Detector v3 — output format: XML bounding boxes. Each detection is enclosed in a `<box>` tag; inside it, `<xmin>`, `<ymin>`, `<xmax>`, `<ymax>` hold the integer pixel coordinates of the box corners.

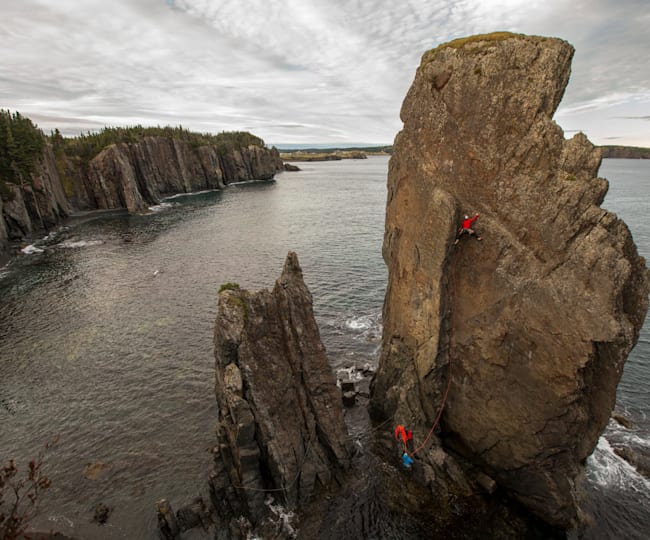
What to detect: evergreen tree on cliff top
<box><xmin>0</xmin><ymin>110</ymin><xmax>45</xmax><ymax>186</ymax></box>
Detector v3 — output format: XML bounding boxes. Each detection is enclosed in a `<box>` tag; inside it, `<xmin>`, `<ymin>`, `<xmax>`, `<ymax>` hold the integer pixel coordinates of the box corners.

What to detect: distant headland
<box><xmin>599</xmin><ymin>145</ymin><xmax>650</xmax><ymax>159</ymax></box>
<box><xmin>280</xmin><ymin>144</ymin><xmax>650</xmax><ymax>161</ymax></box>
<box><xmin>279</xmin><ymin>145</ymin><xmax>392</xmax><ymax>161</ymax></box>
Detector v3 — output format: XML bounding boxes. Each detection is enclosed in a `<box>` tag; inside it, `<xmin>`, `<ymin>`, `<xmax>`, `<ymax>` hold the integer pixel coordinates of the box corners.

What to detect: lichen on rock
<box><xmin>370</xmin><ymin>32</ymin><xmax>650</xmax><ymax>529</ymax></box>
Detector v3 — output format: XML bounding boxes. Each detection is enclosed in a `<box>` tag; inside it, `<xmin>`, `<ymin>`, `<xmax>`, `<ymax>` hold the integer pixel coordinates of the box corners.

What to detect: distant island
<box><xmin>599</xmin><ymin>145</ymin><xmax>650</xmax><ymax>159</ymax></box>
<box><xmin>279</xmin><ymin>145</ymin><xmax>392</xmax><ymax>161</ymax></box>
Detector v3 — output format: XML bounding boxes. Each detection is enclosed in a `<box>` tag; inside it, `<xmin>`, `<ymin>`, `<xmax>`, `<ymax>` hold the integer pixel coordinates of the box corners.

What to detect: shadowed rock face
<box><xmin>370</xmin><ymin>33</ymin><xmax>650</xmax><ymax>528</ymax></box>
<box><xmin>1</xmin><ymin>145</ymin><xmax>71</xmax><ymax>243</ymax></box>
<box><xmin>210</xmin><ymin>252</ymin><xmax>351</xmax><ymax>529</ymax></box>
<box><xmin>84</xmin><ymin>137</ymin><xmax>284</xmax><ymax>213</ymax></box>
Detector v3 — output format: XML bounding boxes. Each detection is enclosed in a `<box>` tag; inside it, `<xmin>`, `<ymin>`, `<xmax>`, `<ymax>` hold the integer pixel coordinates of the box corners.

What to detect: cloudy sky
<box><xmin>1</xmin><ymin>0</ymin><xmax>648</xmax><ymax>146</ymax></box>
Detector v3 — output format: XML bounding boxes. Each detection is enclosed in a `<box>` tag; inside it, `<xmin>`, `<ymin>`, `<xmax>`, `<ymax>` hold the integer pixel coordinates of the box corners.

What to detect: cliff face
<box><xmin>1</xmin><ymin>145</ymin><xmax>71</xmax><ymax>242</ymax></box>
<box><xmin>209</xmin><ymin>253</ymin><xmax>351</xmax><ymax>534</ymax></box>
<box><xmin>0</xmin><ymin>196</ymin><xmax>7</xmax><ymax>256</ymax></box>
<box><xmin>0</xmin><ymin>137</ymin><xmax>283</xmax><ymax>255</ymax></box>
<box><xmin>79</xmin><ymin>137</ymin><xmax>283</xmax><ymax>213</ymax></box>
<box><xmin>370</xmin><ymin>33</ymin><xmax>650</xmax><ymax>528</ymax></box>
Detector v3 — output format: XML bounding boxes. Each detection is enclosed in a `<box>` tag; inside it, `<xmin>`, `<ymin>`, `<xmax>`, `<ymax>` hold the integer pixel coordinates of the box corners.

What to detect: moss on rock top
<box><xmin>421</xmin><ymin>32</ymin><xmax>549</xmax><ymax>64</ymax></box>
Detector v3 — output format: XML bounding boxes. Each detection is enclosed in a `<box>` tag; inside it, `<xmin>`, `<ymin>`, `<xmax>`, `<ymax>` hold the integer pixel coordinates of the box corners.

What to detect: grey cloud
<box><xmin>0</xmin><ymin>0</ymin><xmax>648</xmax><ymax>145</ymax></box>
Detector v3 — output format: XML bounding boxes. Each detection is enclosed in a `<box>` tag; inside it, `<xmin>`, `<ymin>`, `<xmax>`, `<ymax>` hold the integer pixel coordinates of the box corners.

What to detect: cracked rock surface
<box><xmin>210</xmin><ymin>252</ymin><xmax>352</xmax><ymax>532</ymax></box>
<box><xmin>369</xmin><ymin>32</ymin><xmax>650</xmax><ymax>528</ymax></box>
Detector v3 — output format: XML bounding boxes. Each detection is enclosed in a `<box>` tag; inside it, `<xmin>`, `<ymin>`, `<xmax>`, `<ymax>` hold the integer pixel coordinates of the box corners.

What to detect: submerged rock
<box><xmin>370</xmin><ymin>32</ymin><xmax>650</xmax><ymax>529</ymax></box>
<box><xmin>92</xmin><ymin>502</ymin><xmax>112</xmax><ymax>525</ymax></box>
<box><xmin>613</xmin><ymin>446</ymin><xmax>650</xmax><ymax>479</ymax></box>
<box><xmin>83</xmin><ymin>461</ymin><xmax>111</xmax><ymax>480</ymax></box>
<box><xmin>210</xmin><ymin>252</ymin><xmax>352</xmax><ymax>533</ymax></box>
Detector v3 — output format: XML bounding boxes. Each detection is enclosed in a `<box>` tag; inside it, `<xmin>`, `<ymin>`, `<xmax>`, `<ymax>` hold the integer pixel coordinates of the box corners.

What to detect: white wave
<box><xmin>148</xmin><ymin>202</ymin><xmax>176</xmax><ymax>212</ymax></box>
<box><xmin>625</xmin><ymin>432</ymin><xmax>650</xmax><ymax>449</ymax></box>
<box><xmin>264</xmin><ymin>496</ymin><xmax>297</xmax><ymax>539</ymax></box>
<box><xmin>337</xmin><ymin>366</ymin><xmax>365</xmax><ymax>383</ymax></box>
<box><xmin>586</xmin><ymin>436</ymin><xmax>650</xmax><ymax>491</ymax></box>
<box><xmin>606</xmin><ymin>417</ymin><xmax>650</xmax><ymax>449</ymax></box>
<box><xmin>346</xmin><ymin>315</ymin><xmax>373</xmax><ymax>330</ymax></box>
<box><xmin>344</xmin><ymin>311</ymin><xmax>382</xmax><ymax>336</ymax></box>
<box><xmin>164</xmin><ymin>189</ymin><xmax>218</xmax><ymax>199</ymax></box>
<box><xmin>58</xmin><ymin>240</ymin><xmax>104</xmax><ymax>249</ymax></box>
<box><xmin>21</xmin><ymin>244</ymin><xmax>44</xmax><ymax>254</ymax></box>
<box><xmin>42</xmin><ymin>231</ymin><xmax>58</xmax><ymax>242</ymax></box>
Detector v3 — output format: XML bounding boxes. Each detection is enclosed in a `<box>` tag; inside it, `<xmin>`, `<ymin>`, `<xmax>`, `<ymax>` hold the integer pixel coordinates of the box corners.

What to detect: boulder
<box><xmin>210</xmin><ymin>252</ymin><xmax>351</xmax><ymax>530</ymax></box>
<box><xmin>92</xmin><ymin>502</ymin><xmax>112</xmax><ymax>525</ymax></box>
<box><xmin>369</xmin><ymin>32</ymin><xmax>650</xmax><ymax>529</ymax></box>
<box><xmin>156</xmin><ymin>499</ymin><xmax>180</xmax><ymax>540</ymax></box>
<box><xmin>1</xmin><ymin>183</ymin><xmax>32</xmax><ymax>240</ymax></box>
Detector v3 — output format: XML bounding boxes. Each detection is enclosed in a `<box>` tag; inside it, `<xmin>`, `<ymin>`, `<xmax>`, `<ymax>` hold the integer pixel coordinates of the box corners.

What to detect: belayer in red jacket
<box><xmin>394</xmin><ymin>424</ymin><xmax>413</xmax><ymax>445</ymax></box>
<box><xmin>454</xmin><ymin>213</ymin><xmax>482</xmax><ymax>244</ymax></box>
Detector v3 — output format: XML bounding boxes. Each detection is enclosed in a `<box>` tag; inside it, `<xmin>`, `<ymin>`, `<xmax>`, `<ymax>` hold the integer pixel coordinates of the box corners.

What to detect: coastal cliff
<box><xmin>1</xmin><ymin>144</ymin><xmax>71</xmax><ymax>247</ymax></box>
<box><xmin>0</xmin><ymin>126</ymin><xmax>283</xmax><ymax>257</ymax></box>
<box><xmin>369</xmin><ymin>32</ymin><xmax>650</xmax><ymax>529</ymax></box>
<box><xmin>75</xmin><ymin>137</ymin><xmax>282</xmax><ymax>213</ymax></box>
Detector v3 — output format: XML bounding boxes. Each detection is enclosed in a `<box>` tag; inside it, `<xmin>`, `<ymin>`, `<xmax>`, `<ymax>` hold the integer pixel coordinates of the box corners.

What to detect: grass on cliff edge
<box><xmin>218</xmin><ymin>282</ymin><xmax>241</xmax><ymax>294</ymax></box>
<box><xmin>422</xmin><ymin>31</ymin><xmax>548</xmax><ymax>64</ymax></box>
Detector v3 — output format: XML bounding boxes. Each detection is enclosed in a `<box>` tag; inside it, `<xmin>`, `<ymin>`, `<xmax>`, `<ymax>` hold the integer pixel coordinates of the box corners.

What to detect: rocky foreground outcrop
<box><xmin>158</xmin><ymin>253</ymin><xmax>351</xmax><ymax>539</ymax></box>
<box><xmin>370</xmin><ymin>32</ymin><xmax>650</xmax><ymax>529</ymax></box>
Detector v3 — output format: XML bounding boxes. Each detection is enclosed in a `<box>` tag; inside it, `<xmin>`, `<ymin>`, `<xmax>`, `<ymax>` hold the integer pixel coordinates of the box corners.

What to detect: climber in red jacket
<box><xmin>454</xmin><ymin>213</ymin><xmax>482</xmax><ymax>244</ymax></box>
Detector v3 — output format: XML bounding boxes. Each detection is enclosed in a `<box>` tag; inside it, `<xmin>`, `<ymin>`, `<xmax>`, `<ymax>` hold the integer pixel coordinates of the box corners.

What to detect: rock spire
<box><xmin>370</xmin><ymin>32</ymin><xmax>650</xmax><ymax>528</ymax></box>
<box><xmin>210</xmin><ymin>252</ymin><xmax>351</xmax><ymax>534</ymax></box>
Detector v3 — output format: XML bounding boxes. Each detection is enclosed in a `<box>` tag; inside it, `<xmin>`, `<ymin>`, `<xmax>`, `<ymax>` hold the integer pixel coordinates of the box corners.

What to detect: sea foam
<box><xmin>21</xmin><ymin>244</ymin><xmax>44</xmax><ymax>254</ymax></box>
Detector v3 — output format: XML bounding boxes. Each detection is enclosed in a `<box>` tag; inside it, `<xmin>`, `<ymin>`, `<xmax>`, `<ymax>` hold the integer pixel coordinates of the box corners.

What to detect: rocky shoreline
<box><xmin>0</xmin><ymin>135</ymin><xmax>284</xmax><ymax>259</ymax></box>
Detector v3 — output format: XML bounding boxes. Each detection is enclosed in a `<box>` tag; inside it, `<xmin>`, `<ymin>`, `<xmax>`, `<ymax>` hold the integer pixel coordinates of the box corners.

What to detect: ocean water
<box><xmin>0</xmin><ymin>156</ymin><xmax>648</xmax><ymax>539</ymax></box>
<box><xmin>578</xmin><ymin>158</ymin><xmax>650</xmax><ymax>540</ymax></box>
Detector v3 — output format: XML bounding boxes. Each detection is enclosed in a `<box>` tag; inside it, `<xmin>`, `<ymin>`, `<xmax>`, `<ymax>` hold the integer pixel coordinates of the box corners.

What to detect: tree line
<box><xmin>53</xmin><ymin>124</ymin><xmax>267</xmax><ymax>164</ymax></box>
<box><xmin>1</xmin><ymin>110</ymin><xmax>268</xmax><ymax>201</ymax></box>
<box><xmin>0</xmin><ymin>110</ymin><xmax>45</xmax><ymax>198</ymax></box>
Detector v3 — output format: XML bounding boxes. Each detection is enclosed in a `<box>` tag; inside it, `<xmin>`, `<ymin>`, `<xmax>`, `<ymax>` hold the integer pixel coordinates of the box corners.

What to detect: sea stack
<box><xmin>210</xmin><ymin>252</ymin><xmax>352</xmax><ymax>535</ymax></box>
<box><xmin>370</xmin><ymin>33</ymin><xmax>650</xmax><ymax>528</ymax></box>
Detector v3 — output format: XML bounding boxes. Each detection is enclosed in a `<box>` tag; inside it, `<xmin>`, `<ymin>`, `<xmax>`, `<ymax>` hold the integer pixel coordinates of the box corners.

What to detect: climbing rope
<box><xmin>232</xmin><ymin>435</ymin><xmax>314</xmax><ymax>495</ymax></box>
<box><xmin>409</xmin><ymin>252</ymin><xmax>457</xmax><ymax>457</ymax></box>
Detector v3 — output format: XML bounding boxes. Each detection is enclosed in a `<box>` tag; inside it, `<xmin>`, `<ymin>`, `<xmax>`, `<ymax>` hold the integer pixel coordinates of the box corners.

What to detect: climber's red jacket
<box><xmin>462</xmin><ymin>213</ymin><xmax>479</xmax><ymax>229</ymax></box>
